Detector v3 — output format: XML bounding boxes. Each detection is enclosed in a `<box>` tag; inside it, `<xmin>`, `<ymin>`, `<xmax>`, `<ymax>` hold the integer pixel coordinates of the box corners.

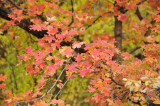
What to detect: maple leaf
<box><xmin>59</xmin><ymin>46</ymin><xmax>73</xmax><ymax>57</ymax></box>
<box><xmin>47</xmin><ymin>26</ymin><xmax>58</xmax><ymax>35</ymax></box>
<box><xmin>122</xmin><ymin>52</ymin><xmax>132</xmax><ymax>60</ymax></box>
<box><xmin>13</xmin><ymin>9</ymin><xmax>23</xmax><ymax>14</ymax></box>
<box><xmin>79</xmin><ymin>69</ymin><xmax>91</xmax><ymax>77</ymax></box>
<box><xmin>54</xmin><ymin>58</ymin><xmax>64</xmax><ymax>66</ymax></box>
<box><xmin>44</xmin><ymin>36</ymin><xmax>55</xmax><ymax>43</ymax></box>
<box><xmin>46</xmin><ymin>47</ymin><xmax>53</xmax><ymax>53</ymax></box>
<box><xmin>74</xmin><ymin>54</ymin><xmax>82</xmax><ymax>62</ymax></box>
<box><xmin>26</xmin><ymin>66</ymin><xmax>33</xmax><ymax>73</ymax></box>
<box><xmin>23</xmin><ymin>90</ymin><xmax>32</xmax><ymax>96</ymax></box>
<box><xmin>30</xmin><ymin>24</ymin><xmax>45</xmax><ymax>31</ymax></box>
<box><xmin>28</xmin><ymin>0</ymin><xmax>35</xmax><ymax>4</ymax></box>
<box><xmin>47</xmin><ymin>16</ymin><xmax>56</xmax><ymax>22</ymax></box>
<box><xmin>56</xmin><ymin>34</ymin><xmax>65</xmax><ymax>39</ymax></box>
<box><xmin>51</xmin><ymin>99</ymin><xmax>64</xmax><ymax>106</ymax></box>
<box><xmin>125</xmin><ymin>3</ymin><xmax>136</xmax><ymax>9</ymax></box>
<box><xmin>118</xmin><ymin>14</ymin><xmax>127</xmax><ymax>22</ymax></box>
<box><xmin>114</xmin><ymin>100</ymin><xmax>122</xmax><ymax>105</ymax></box>
<box><xmin>25</xmin><ymin>46</ymin><xmax>33</xmax><ymax>54</ymax></box>
<box><xmin>46</xmin><ymin>64</ymin><xmax>57</xmax><ymax>75</ymax></box>
<box><xmin>0</xmin><ymin>74</ymin><xmax>7</xmax><ymax>81</ymax></box>
<box><xmin>104</xmin><ymin>78</ymin><xmax>111</xmax><ymax>84</ymax></box>
<box><xmin>35</xmin><ymin>101</ymin><xmax>48</xmax><ymax>106</ymax></box>
<box><xmin>46</xmin><ymin>55</ymin><xmax>54</xmax><ymax>61</ymax></box>
<box><xmin>88</xmin><ymin>86</ymin><xmax>96</xmax><ymax>92</ymax></box>
<box><xmin>0</xmin><ymin>83</ymin><xmax>6</xmax><ymax>89</ymax></box>
<box><xmin>57</xmin><ymin>83</ymin><xmax>63</xmax><ymax>89</ymax></box>
<box><xmin>72</xmin><ymin>42</ymin><xmax>84</xmax><ymax>49</ymax></box>
<box><xmin>93</xmin><ymin>93</ymin><xmax>104</xmax><ymax>103</ymax></box>
<box><xmin>7</xmin><ymin>20</ymin><xmax>16</xmax><ymax>26</ymax></box>
<box><xmin>53</xmin><ymin>40</ymin><xmax>62</xmax><ymax>48</ymax></box>
<box><xmin>8</xmin><ymin>14</ymin><xmax>15</xmax><ymax>19</ymax></box>
<box><xmin>38</xmin><ymin>78</ymin><xmax>45</xmax><ymax>85</ymax></box>
<box><xmin>68</xmin><ymin>30</ymin><xmax>77</xmax><ymax>35</ymax></box>
<box><xmin>40</xmin><ymin>62</ymin><xmax>46</xmax><ymax>69</ymax></box>
<box><xmin>36</xmin><ymin>4</ymin><xmax>45</xmax><ymax>11</ymax></box>
<box><xmin>67</xmin><ymin>64</ymin><xmax>77</xmax><ymax>72</ymax></box>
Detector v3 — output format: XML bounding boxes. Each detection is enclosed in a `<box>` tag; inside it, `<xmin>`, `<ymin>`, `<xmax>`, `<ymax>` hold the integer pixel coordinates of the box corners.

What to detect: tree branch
<box><xmin>135</xmin><ymin>7</ymin><xmax>143</xmax><ymax>21</ymax></box>
<box><xmin>7</xmin><ymin>0</ymin><xmax>27</xmax><ymax>13</ymax></box>
<box><xmin>109</xmin><ymin>69</ymin><xmax>124</xmax><ymax>86</ymax></box>
<box><xmin>16</xmin><ymin>58</ymin><xmax>71</xmax><ymax>104</ymax></box>
<box><xmin>144</xmin><ymin>20</ymin><xmax>156</xmax><ymax>37</ymax></box>
<box><xmin>0</xmin><ymin>1</ymin><xmax>47</xmax><ymax>38</ymax></box>
<box><xmin>68</xmin><ymin>0</ymin><xmax>74</xmax><ymax>26</ymax></box>
<box><xmin>86</xmin><ymin>15</ymin><xmax>102</xmax><ymax>29</ymax></box>
<box><xmin>129</xmin><ymin>46</ymin><xmax>141</xmax><ymax>54</ymax></box>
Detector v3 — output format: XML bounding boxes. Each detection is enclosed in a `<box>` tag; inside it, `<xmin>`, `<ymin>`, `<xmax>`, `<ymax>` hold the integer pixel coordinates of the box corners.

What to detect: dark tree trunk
<box><xmin>113</xmin><ymin>16</ymin><xmax>122</xmax><ymax>63</ymax></box>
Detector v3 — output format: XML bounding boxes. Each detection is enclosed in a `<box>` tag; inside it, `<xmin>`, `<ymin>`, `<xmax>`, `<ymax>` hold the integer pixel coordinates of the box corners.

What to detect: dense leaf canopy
<box><xmin>0</xmin><ymin>0</ymin><xmax>160</xmax><ymax>105</ymax></box>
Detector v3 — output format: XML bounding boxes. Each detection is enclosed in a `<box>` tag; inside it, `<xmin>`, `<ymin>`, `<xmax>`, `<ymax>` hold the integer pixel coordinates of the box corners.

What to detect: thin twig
<box><xmin>53</xmin><ymin>71</ymin><xmax>73</xmax><ymax>99</ymax></box>
<box><xmin>16</xmin><ymin>58</ymin><xmax>71</xmax><ymax>104</ymax></box>
<box><xmin>48</xmin><ymin>71</ymin><xmax>73</xmax><ymax>105</ymax></box>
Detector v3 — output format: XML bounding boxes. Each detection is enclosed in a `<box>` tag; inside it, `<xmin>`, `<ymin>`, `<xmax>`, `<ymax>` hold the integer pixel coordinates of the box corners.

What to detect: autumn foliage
<box><xmin>0</xmin><ymin>0</ymin><xmax>160</xmax><ymax>105</ymax></box>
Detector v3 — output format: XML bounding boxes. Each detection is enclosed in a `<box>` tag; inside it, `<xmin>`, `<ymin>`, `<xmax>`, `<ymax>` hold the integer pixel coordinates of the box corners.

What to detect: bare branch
<box><xmin>53</xmin><ymin>71</ymin><xmax>73</xmax><ymax>100</ymax></box>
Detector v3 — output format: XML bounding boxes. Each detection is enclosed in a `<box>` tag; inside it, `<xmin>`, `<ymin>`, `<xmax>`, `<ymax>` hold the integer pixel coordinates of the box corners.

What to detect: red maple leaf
<box><xmin>60</xmin><ymin>47</ymin><xmax>73</xmax><ymax>57</ymax></box>
<box><xmin>72</xmin><ymin>42</ymin><xmax>84</xmax><ymax>49</ymax></box>
<box><xmin>51</xmin><ymin>99</ymin><xmax>64</xmax><ymax>105</ymax></box>
<box><xmin>122</xmin><ymin>52</ymin><xmax>132</xmax><ymax>60</ymax></box>
<box><xmin>30</xmin><ymin>24</ymin><xmax>45</xmax><ymax>31</ymax></box>
<box><xmin>0</xmin><ymin>74</ymin><xmax>7</xmax><ymax>81</ymax></box>
<box><xmin>79</xmin><ymin>69</ymin><xmax>91</xmax><ymax>77</ymax></box>
<box><xmin>118</xmin><ymin>14</ymin><xmax>127</xmax><ymax>22</ymax></box>
<box><xmin>25</xmin><ymin>46</ymin><xmax>33</xmax><ymax>54</ymax></box>
<box><xmin>7</xmin><ymin>20</ymin><xmax>16</xmax><ymax>26</ymax></box>
<box><xmin>125</xmin><ymin>3</ymin><xmax>136</xmax><ymax>9</ymax></box>
<box><xmin>46</xmin><ymin>64</ymin><xmax>57</xmax><ymax>75</ymax></box>
<box><xmin>67</xmin><ymin>64</ymin><xmax>77</xmax><ymax>72</ymax></box>
<box><xmin>0</xmin><ymin>83</ymin><xmax>6</xmax><ymax>89</ymax></box>
<box><xmin>26</xmin><ymin>66</ymin><xmax>33</xmax><ymax>73</ymax></box>
<box><xmin>47</xmin><ymin>26</ymin><xmax>58</xmax><ymax>35</ymax></box>
<box><xmin>74</xmin><ymin>54</ymin><xmax>82</xmax><ymax>62</ymax></box>
<box><xmin>88</xmin><ymin>86</ymin><xmax>96</xmax><ymax>92</ymax></box>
